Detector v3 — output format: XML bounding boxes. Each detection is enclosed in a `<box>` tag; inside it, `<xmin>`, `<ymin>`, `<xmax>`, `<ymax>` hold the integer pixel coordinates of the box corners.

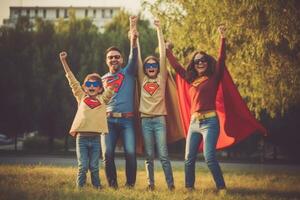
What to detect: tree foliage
<box><xmin>144</xmin><ymin>0</ymin><xmax>300</xmax><ymax>119</ymax></box>
<box><xmin>0</xmin><ymin>10</ymin><xmax>157</xmax><ymax>151</ymax></box>
<box><xmin>143</xmin><ymin>0</ymin><xmax>300</xmax><ymax>158</ymax></box>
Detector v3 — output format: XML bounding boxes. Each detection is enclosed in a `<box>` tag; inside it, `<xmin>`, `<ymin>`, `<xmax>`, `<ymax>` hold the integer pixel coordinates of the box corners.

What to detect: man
<box><xmin>101</xmin><ymin>16</ymin><xmax>138</xmax><ymax>189</ymax></box>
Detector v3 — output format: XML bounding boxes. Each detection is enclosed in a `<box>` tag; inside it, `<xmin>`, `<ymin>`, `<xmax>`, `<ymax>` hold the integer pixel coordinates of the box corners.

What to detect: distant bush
<box><xmin>23</xmin><ymin>135</ymin><xmax>64</xmax><ymax>152</ymax></box>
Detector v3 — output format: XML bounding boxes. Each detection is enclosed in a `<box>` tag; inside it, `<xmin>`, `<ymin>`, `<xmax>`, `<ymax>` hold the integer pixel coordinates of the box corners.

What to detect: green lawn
<box><xmin>0</xmin><ymin>164</ymin><xmax>300</xmax><ymax>200</ymax></box>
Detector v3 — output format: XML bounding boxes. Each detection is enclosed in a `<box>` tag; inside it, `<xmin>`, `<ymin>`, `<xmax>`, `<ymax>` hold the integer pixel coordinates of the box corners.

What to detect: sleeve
<box><xmin>158</xmin><ymin>27</ymin><xmax>167</xmax><ymax>78</ymax></box>
<box><xmin>124</xmin><ymin>47</ymin><xmax>138</xmax><ymax>75</ymax></box>
<box><xmin>99</xmin><ymin>87</ymin><xmax>115</xmax><ymax>105</ymax></box>
<box><xmin>166</xmin><ymin>49</ymin><xmax>188</xmax><ymax>81</ymax></box>
<box><xmin>216</xmin><ymin>38</ymin><xmax>226</xmax><ymax>78</ymax></box>
<box><xmin>65</xmin><ymin>71</ymin><xmax>85</xmax><ymax>103</ymax></box>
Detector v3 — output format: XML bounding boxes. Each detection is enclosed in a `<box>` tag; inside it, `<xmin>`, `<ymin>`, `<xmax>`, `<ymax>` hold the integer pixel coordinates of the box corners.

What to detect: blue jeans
<box><xmin>101</xmin><ymin>117</ymin><xmax>136</xmax><ymax>187</ymax></box>
<box><xmin>185</xmin><ymin>116</ymin><xmax>225</xmax><ymax>189</ymax></box>
<box><xmin>141</xmin><ymin>116</ymin><xmax>174</xmax><ymax>187</ymax></box>
<box><xmin>76</xmin><ymin>135</ymin><xmax>101</xmax><ymax>188</ymax></box>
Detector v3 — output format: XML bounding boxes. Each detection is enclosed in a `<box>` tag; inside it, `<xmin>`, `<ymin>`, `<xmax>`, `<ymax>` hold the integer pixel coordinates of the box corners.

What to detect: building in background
<box><xmin>3</xmin><ymin>6</ymin><xmax>121</xmax><ymax>31</ymax></box>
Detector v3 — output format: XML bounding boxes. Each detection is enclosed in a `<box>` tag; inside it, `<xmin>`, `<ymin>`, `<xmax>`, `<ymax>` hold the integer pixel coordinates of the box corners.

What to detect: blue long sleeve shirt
<box><xmin>102</xmin><ymin>47</ymin><xmax>138</xmax><ymax>113</ymax></box>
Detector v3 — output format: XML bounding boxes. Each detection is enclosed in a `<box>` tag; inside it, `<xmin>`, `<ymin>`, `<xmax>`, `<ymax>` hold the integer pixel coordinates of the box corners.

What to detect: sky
<box><xmin>0</xmin><ymin>0</ymin><xmax>155</xmax><ymax>25</ymax></box>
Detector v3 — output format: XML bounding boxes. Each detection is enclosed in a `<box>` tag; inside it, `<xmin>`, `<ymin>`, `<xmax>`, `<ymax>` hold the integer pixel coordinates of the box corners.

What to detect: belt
<box><xmin>107</xmin><ymin>112</ymin><xmax>134</xmax><ymax>118</ymax></box>
<box><xmin>192</xmin><ymin>110</ymin><xmax>217</xmax><ymax>121</ymax></box>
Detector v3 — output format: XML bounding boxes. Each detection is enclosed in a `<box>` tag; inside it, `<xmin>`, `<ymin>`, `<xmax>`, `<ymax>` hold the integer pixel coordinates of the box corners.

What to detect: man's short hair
<box><xmin>105</xmin><ymin>46</ymin><xmax>122</xmax><ymax>57</ymax></box>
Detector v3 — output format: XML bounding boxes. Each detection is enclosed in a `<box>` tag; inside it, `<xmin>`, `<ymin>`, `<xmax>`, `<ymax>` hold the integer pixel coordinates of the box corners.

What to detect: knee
<box><xmin>146</xmin><ymin>155</ymin><xmax>154</xmax><ymax>161</ymax></box>
<box><xmin>103</xmin><ymin>150</ymin><xmax>114</xmax><ymax>162</ymax></box>
<box><xmin>184</xmin><ymin>155</ymin><xmax>196</xmax><ymax>166</ymax></box>
<box><xmin>204</xmin><ymin>152</ymin><xmax>217</xmax><ymax>165</ymax></box>
<box><xmin>145</xmin><ymin>158</ymin><xmax>154</xmax><ymax>166</ymax></box>
<box><xmin>89</xmin><ymin>165</ymin><xmax>99</xmax><ymax>173</ymax></box>
<box><xmin>125</xmin><ymin>147</ymin><xmax>136</xmax><ymax>157</ymax></box>
<box><xmin>159</xmin><ymin>154</ymin><xmax>169</xmax><ymax>163</ymax></box>
<box><xmin>145</xmin><ymin>153</ymin><xmax>154</xmax><ymax>162</ymax></box>
<box><xmin>78</xmin><ymin>164</ymin><xmax>88</xmax><ymax>173</ymax></box>
<box><xmin>125</xmin><ymin>150</ymin><xmax>136</xmax><ymax>161</ymax></box>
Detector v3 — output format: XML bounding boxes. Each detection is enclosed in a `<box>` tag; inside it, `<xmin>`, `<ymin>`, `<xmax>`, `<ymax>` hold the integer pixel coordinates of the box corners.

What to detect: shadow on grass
<box><xmin>228</xmin><ymin>187</ymin><xmax>300</xmax><ymax>199</ymax></box>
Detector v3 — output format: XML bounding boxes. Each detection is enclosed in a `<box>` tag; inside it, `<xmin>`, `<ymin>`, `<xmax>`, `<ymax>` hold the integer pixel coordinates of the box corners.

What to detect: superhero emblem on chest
<box><xmin>192</xmin><ymin>76</ymin><xmax>208</xmax><ymax>87</ymax></box>
<box><xmin>83</xmin><ymin>97</ymin><xmax>101</xmax><ymax>109</ymax></box>
<box><xmin>103</xmin><ymin>73</ymin><xmax>124</xmax><ymax>92</ymax></box>
<box><xmin>143</xmin><ymin>81</ymin><xmax>159</xmax><ymax>96</ymax></box>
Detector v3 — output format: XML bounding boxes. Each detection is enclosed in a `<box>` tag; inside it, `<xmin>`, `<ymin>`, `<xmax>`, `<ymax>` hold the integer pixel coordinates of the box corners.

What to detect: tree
<box><xmin>0</xmin><ymin>16</ymin><xmax>34</xmax><ymax>150</ymax></box>
<box><xmin>145</xmin><ymin>0</ymin><xmax>300</xmax><ymax>118</ymax></box>
<box><xmin>103</xmin><ymin>10</ymin><xmax>157</xmax><ymax>61</ymax></box>
<box><xmin>0</xmin><ymin>9</ymin><xmax>164</xmax><ymax>152</ymax></box>
<box><xmin>144</xmin><ymin>0</ymin><xmax>300</xmax><ymax>159</ymax></box>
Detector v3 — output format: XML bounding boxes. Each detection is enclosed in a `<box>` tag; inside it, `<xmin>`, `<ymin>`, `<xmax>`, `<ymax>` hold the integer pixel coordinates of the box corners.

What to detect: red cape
<box><xmin>176</xmin><ymin>66</ymin><xmax>267</xmax><ymax>151</ymax></box>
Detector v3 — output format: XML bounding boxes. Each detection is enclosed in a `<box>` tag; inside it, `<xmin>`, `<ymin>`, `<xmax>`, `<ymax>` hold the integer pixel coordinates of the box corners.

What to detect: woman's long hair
<box><xmin>186</xmin><ymin>51</ymin><xmax>216</xmax><ymax>83</ymax></box>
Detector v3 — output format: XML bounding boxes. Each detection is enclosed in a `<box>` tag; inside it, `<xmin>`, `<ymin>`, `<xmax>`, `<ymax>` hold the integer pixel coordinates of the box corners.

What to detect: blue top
<box><xmin>102</xmin><ymin>47</ymin><xmax>138</xmax><ymax>113</ymax></box>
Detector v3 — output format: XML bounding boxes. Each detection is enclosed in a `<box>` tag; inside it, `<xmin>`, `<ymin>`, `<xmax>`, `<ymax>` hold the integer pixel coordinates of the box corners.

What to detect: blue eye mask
<box><xmin>144</xmin><ymin>63</ymin><xmax>159</xmax><ymax>69</ymax></box>
<box><xmin>85</xmin><ymin>81</ymin><xmax>102</xmax><ymax>87</ymax></box>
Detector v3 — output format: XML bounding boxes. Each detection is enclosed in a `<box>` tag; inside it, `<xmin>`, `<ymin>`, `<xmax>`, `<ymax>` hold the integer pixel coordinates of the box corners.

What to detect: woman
<box><xmin>166</xmin><ymin>26</ymin><xmax>227</xmax><ymax>191</ymax></box>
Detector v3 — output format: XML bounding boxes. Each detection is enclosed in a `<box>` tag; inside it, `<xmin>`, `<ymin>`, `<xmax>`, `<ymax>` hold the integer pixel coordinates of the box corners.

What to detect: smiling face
<box><xmin>193</xmin><ymin>53</ymin><xmax>208</xmax><ymax>76</ymax></box>
<box><xmin>106</xmin><ymin>50</ymin><xmax>123</xmax><ymax>73</ymax></box>
<box><xmin>144</xmin><ymin>58</ymin><xmax>159</xmax><ymax>79</ymax></box>
<box><xmin>83</xmin><ymin>79</ymin><xmax>103</xmax><ymax>98</ymax></box>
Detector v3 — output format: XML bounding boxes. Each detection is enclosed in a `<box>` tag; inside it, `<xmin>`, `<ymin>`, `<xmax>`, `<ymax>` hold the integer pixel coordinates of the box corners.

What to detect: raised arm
<box><xmin>216</xmin><ymin>25</ymin><xmax>226</xmax><ymax>76</ymax></box>
<box><xmin>165</xmin><ymin>43</ymin><xmax>188</xmax><ymax>80</ymax></box>
<box><xmin>125</xmin><ymin>16</ymin><xmax>139</xmax><ymax>75</ymax></box>
<box><xmin>99</xmin><ymin>86</ymin><xmax>115</xmax><ymax>105</ymax></box>
<box><xmin>130</xmin><ymin>16</ymin><xmax>138</xmax><ymax>48</ymax></box>
<box><xmin>59</xmin><ymin>52</ymin><xmax>84</xmax><ymax>102</ymax></box>
<box><xmin>59</xmin><ymin>52</ymin><xmax>71</xmax><ymax>73</ymax></box>
<box><xmin>155</xmin><ymin>19</ymin><xmax>167</xmax><ymax>77</ymax></box>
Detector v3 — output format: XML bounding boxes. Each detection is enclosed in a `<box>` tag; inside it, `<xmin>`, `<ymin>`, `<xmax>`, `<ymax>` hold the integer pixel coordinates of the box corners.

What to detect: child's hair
<box><xmin>143</xmin><ymin>55</ymin><xmax>160</xmax><ymax>74</ymax></box>
<box><xmin>82</xmin><ymin>73</ymin><xmax>104</xmax><ymax>94</ymax></box>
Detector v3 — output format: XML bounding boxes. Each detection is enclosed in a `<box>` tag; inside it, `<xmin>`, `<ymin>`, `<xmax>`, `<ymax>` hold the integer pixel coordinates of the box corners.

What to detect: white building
<box><xmin>3</xmin><ymin>6</ymin><xmax>121</xmax><ymax>31</ymax></box>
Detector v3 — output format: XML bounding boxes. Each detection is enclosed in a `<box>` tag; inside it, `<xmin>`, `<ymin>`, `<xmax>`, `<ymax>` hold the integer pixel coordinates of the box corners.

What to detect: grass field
<box><xmin>0</xmin><ymin>164</ymin><xmax>300</xmax><ymax>200</ymax></box>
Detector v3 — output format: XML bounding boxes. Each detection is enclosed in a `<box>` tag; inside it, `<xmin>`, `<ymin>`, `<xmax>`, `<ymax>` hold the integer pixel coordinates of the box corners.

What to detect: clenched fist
<box><xmin>59</xmin><ymin>51</ymin><xmax>67</xmax><ymax>60</ymax></box>
<box><xmin>218</xmin><ymin>25</ymin><xmax>226</xmax><ymax>38</ymax></box>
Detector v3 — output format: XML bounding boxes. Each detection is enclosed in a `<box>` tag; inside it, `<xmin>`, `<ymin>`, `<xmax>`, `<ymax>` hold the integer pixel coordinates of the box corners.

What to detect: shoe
<box><xmin>125</xmin><ymin>183</ymin><xmax>134</xmax><ymax>189</ymax></box>
<box><xmin>217</xmin><ymin>187</ymin><xmax>227</xmax><ymax>196</ymax></box>
<box><xmin>168</xmin><ymin>185</ymin><xmax>175</xmax><ymax>191</ymax></box>
<box><xmin>109</xmin><ymin>181</ymin><xmax>118</xmax><ymax>190</ymax></box>
<box><xmin>94</xmin><ymin>185</ymin><xmax>103</xmax><ymax>190</ymax></box>
<box><xmin>147</xmin><ymin>184</ymin><xmax>155</xmax><ymax>191</ymax></box>
<box><xmin>186</xmin><ymin>186</ymin><xmax>195</xmax><ymax>192</ymax></box>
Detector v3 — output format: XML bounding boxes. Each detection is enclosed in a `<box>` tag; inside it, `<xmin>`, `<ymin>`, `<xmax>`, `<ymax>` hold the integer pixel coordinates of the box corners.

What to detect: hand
<box><xmin>59</xmin><ymin>51</ymin><xmax>67</xmax><ymax>60</ymax></box>
<box><xmin>218</xmin><ymin>25</ymin><xmax>226</xmax><ymax>38</ymax></box>
<box><xmin>129</xmin><ymin>16</ymin><xmax>138</xmax><ymax>31</ymax></box>
<box><xmin>154</xmin><ymin>19</ymin><xmax>160</xmax><ymax>28</ymax></box>
<box><xmin>165</xmin><ymin>41</ymin><xmax>174</xmax><ymax>50</ymax></box>
<box><xmin>108</xmin><ymin>84</ymin><xmax>117</xmax><ymax>90</ymax></box>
